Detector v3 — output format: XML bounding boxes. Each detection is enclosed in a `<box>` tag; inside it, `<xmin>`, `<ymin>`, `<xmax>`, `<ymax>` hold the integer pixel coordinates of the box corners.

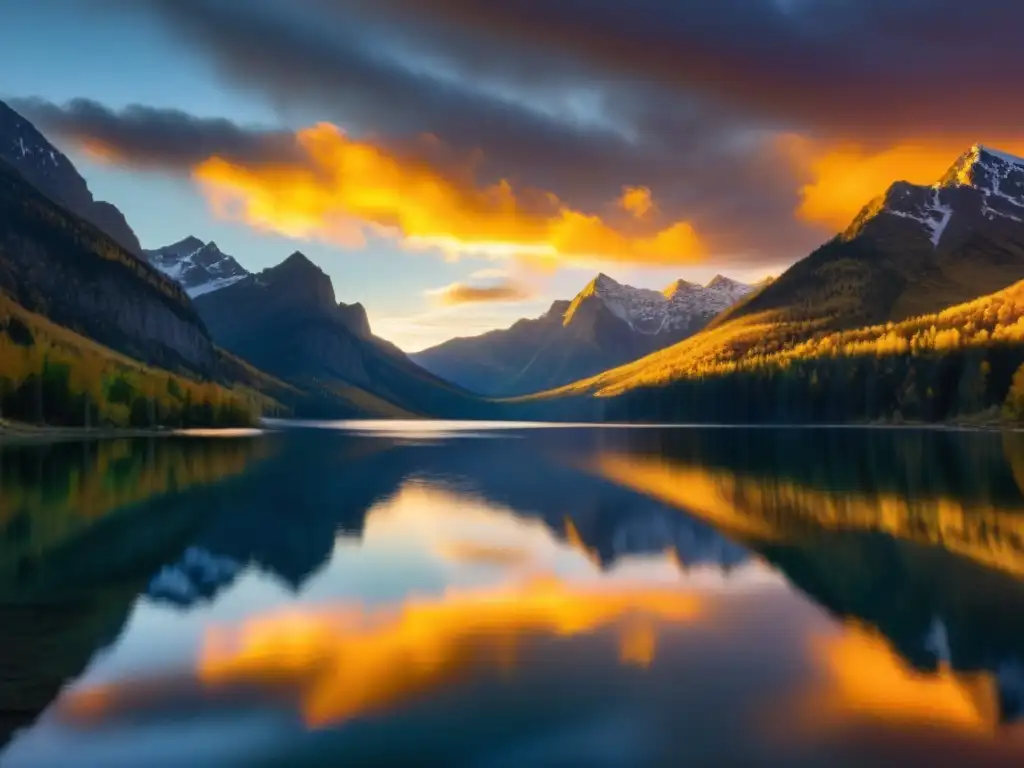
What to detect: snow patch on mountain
<box><xmin>145</xmin><ymin>236</ymin><xmax>250</xmax><ymax>297</ymax></box>
<box><xmin>878</xmin><ymin>144</ymin><xmax>1024</xmax><ymax>246</ymax></box>
<box><xmin>577</xmin><ymin>272</ymin><xmax>759</xmax><ymax>334</ymax></box>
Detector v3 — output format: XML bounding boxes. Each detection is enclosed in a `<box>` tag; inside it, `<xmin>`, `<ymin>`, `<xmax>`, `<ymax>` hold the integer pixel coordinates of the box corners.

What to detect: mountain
<box><xmin>144</xmin><ymin>236</ymin><xmax>250</xmax><ymax>297</ymax></box>
<box><xmin>193</xmin><ymin>252</ymin><xmax>482</xmax><ymax>417</ymax></box>
<box><xmin>0</xmin><ymin>151</ymin><xmax>297</xmax><ymax>427</ymax></box>
<box><xmin>0</xmin><ymin>99</ymin><xmax>142</xmax><ymax>256</ymax></box>
<box><xmin>555</xmin><ymin>144</ymin><xmax>1024</xmax><ymax>403</ymax></box>
<box><xmin>720</xmin><ymin>144</ymin><xmax>1024</xmax><ymax>331</ymax></box>
<box><xmin>0</xmin><ymin>157</ymin><xmax>215</xmax><ymax>372</ymax></box>
<box><xmin>414</xmin><ymin>273</ymin><xmax>761</xmax><ymax>397</ymax></box>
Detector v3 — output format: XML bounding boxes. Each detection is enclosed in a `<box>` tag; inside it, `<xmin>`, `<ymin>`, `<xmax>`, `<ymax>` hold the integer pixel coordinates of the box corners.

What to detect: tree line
<box><xmin>0</xmin><ymin>308</ymin><xmax>263</xmax><ymax>429</ymax></box>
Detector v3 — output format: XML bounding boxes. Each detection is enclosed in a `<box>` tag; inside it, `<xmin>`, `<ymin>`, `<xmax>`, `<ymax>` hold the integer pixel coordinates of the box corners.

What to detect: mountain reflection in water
<box><xmin>3</xmin><ymin>425</ymin><xmax>1024</xmax><ymax>766</ymax></box>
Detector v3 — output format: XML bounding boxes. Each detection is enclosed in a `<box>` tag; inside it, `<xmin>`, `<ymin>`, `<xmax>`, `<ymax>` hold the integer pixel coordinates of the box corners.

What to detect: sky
<box><xmin>3</xmin><ymin>0</ymin><xmax>1024</xmax><ymax>351</ymax></box>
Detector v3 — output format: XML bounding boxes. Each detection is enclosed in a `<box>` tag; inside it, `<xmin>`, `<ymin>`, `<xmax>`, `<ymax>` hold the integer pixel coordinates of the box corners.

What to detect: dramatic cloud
<box><xmin>13</xmin><ymin>97</ymin><xmax>302</xmax><ymax>170</ymax></box>
<box><xmin>17</xmin><ymin>99</ymin><xmax>704</xmax><ymax>266</ymax></box>
<box><xmin>194</xmin><ymin>123</ymin><xmax>705</xmax><ymax>266</ymax></box>
<box><xmin>427</xmin><ymin>281</ymin><xmax>532</xmax><ymax>307</ymax></box>
<box><xmin>51</xmin><ymin>0</ymin><xmax>1024</xmax><ymax>267</ymax></box>
<box><xmin>355</xmin><ymin>0</ymin><xmax>1024</xmax><ymax>142</ymax></box>
<box><xmin>90</xmin><ymin>0</ymin><xmax>819</xmax><ymax>266</ymax></box>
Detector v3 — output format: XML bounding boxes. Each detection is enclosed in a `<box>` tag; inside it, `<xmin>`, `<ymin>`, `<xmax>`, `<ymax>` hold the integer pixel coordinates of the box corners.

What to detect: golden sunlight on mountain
<box><xmin>784</xmin><ymin>137</ymin><xmax>1024</xmax><ymax>229</ymax></box>
<box><xmin>51</xmin><ymin>577</ymin><xmax>697</xmax><ymax>729</ymax></box>
<box><xmin>592</xmin><ymin>451</ymin><xmax>1024</xmax><ymax>578</ymax></box>
<box><xmin>192</xmin><ymin>123</ymin><xmax>703</xmax><ymax>266</ymax></box>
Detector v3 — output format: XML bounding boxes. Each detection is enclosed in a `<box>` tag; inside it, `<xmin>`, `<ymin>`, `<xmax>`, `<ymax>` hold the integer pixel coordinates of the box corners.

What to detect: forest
<box><xmin>604</xmin><ymin>279</ymin><xmax>1024</xmax><ymax>424</ymax></box>
<box><xmin>0</xmin><ymin>296</ymin><xmax>266</xmax><ymax>429</ymax></box>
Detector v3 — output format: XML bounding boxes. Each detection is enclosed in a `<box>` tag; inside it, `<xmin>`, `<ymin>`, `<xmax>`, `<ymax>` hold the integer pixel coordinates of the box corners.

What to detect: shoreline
<box><xmin>1</xmin><ymin>416</ymin><xmax>1020</xmax><ymax>446</ymax></box>
<box><xmin>0</xmin><ymin>420</ymin><xmax>261</xmax><ymax>445</ymax></box>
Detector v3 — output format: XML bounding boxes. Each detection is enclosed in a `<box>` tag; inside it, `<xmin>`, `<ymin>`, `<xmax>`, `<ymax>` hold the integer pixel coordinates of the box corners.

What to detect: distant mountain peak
<box><xmin>415</xmin><ymin>271</ymin><xmax>757</xmax><ymax>397</ymax></box>
<box><xmin>706</xmin><ymin>274</ymin><xmax>740</xmax><ymax>290</ymax></box>
<box><xmin>566</xmin><ymin>271</ymin><xmax>755</xmax><ymax>334</ymax></box>
<box><xmin>581</xmin><ymin>272</ymin><xmax>622</xmax><ymax>297</ymax></box>
<box><xmin>261</xmin><ymin>251</ymin><xmax>337</xmax><ymax>310</ymax></box>
<box><xmin>277</xmin><ymin>251</ymin><xmax>323</xmax><ymax>273</ymax></box>
<box><xmin>662</xmin><ymin>278</ymin><xmax>701</xmax><ymax>299</ymax></box>
<box><xmin>144</xmin><ymin>236</ymin><xmax>250</xmax><ymax>297</ymax></box>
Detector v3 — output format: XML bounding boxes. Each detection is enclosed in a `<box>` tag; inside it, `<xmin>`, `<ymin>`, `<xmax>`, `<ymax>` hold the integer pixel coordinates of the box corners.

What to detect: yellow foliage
<box><xmin>0</xmin><ymin>294</ymin><xmax>274</xmax><ymax>426</ymax></box>
<box><xmin>552</xmin><ymin>279</ymin><xmax>1024</xmax><ymax>398</ymax></box>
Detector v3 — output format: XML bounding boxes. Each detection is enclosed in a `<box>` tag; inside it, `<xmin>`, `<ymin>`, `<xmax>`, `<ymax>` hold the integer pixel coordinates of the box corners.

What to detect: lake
<box><xmin>3</xmin><ymin>422</ymin><xmax>1024</xmax><ymax>766</ymax></box>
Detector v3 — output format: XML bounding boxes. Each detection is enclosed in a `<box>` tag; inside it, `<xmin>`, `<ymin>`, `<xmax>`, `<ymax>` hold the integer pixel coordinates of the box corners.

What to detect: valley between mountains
<box><xmin>4</xmin><ymin>95</ymin><xmax>1024</xmax><ymax>427</ymax></box>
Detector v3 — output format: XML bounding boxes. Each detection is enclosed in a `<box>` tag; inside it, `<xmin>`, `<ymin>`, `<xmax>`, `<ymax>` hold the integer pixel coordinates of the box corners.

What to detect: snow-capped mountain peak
<box><xmin>566</xmin><ymin>271</ymin><xmax>757</xmax><ymax>335</ymax></box>
<box><xmin>854</xmin><ymin>144</ymin><xmax>1024</xmax><ymax>249</ymax></box>
<box><xmin>144</xmin><ymin>236</ymin><xmax>251</xmax><ymax>297</ymax></box>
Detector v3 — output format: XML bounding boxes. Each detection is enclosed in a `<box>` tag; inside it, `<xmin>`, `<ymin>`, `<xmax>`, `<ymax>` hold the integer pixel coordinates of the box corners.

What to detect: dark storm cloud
<box><xmin>13</xmin><ymin>97</ymin><xmax>304</xmax><ymax>169</ymax></box>
<box><xmin>349</xmin><ymin>0</ymin><xmax>1024</xmax><ymax>142</ymax></box>
<box><xmin>88</xmin><ymin>0</ymin><xmax>819</xmax><ymax>263</ymax></box>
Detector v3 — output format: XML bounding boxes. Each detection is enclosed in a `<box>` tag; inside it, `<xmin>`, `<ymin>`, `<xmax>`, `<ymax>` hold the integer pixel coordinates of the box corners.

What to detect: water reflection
<box><xmin>64</xmin><ymin>575</ymin><xmax>705</xmax><ymax>731</ymax></box>
<box><xmin>3</xmin><ymin>426</ymin><xmax>1024</xmax><ymax>765</ymax></box>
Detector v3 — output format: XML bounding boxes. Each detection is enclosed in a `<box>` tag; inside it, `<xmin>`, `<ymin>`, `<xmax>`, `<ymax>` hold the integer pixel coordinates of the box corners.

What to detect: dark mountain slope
<box><xmin>194</xmin><ymin>252</ymin><xmax>484</xmax><ymax>417</ymax></box>
<box><xmin>0</xmin><ymin>158</ymin><xmax>215</xmax><ymax>373</ymax></box>
<box><xmin>0</xmin><ymin>99</ymin><xmax>142</xmax><ymax>256</ymax></box>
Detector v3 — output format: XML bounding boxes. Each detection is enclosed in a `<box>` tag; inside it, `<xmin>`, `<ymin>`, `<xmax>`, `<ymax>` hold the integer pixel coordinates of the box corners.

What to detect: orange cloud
<box><xmin>782</xmin><ymin>136</ymin><xmax>1024</xmax><ymax>230</ymax></box>
<box><xmin>619</xmin><ymin>186</ymin><xmax>656</xmax><ymax>219</ymax></box>
<box><xmin>62</xmin><ymin>576</ymin><xmax>705</xmax><ymax>730</ymax></box>
<box><xmin>427</xmin><ymin>279</ymin><xmax>533</xmax><ymax>306</ymax></box>
<box><xmin>193</xmin><ymin>123</ymin><xmax>704</xmax><ymax>266</ymax></box>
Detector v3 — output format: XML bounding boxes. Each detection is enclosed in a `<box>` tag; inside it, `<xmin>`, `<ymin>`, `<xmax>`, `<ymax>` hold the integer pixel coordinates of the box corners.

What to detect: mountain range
<box><xmin>414</xmin><ymin>273</ymin><xmax>763</xmax><ymax>396</ymax></box>
<box><xmin>6</xmin><ymin>88</ymin><xmax>1024</xmax><ymax>425</ymax></box>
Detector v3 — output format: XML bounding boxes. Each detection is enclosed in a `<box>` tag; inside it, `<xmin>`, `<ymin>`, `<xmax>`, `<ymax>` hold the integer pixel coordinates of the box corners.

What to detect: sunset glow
<box><xmin>187</xmin><ymin>577</ymin><xmax>705</xmax><ymax>727</ymax></box>
<box><xmin>192</xmin><ymin>123</ymin><xmax>704</xmax><ymax>267</ymax></box>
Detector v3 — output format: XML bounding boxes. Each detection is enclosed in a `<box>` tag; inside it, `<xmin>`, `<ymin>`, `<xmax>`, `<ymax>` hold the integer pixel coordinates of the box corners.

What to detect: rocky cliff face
<box><xmin>0</xmin><ymin>159</ymin><xmax>216</xmax><ymax>372</ymax></box>
<box><xmin>0</xmin><ymin>99</ymin><xmax>143</xmax><ymax>256</ymax></box>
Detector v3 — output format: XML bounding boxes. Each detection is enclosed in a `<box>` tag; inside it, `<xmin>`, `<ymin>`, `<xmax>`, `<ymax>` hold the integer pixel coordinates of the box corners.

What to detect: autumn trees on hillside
<box><xmin>0</xmin><ymin>310</ymin><xmax>258</xmax><ymax>429</ymax></box>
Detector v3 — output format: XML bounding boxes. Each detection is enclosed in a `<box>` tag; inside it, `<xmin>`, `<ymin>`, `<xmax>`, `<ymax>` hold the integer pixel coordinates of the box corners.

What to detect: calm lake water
<box><xmin>4</xmin><ymin>422</ymin><xmax>1024</xmax><ymax>766</ymax></box>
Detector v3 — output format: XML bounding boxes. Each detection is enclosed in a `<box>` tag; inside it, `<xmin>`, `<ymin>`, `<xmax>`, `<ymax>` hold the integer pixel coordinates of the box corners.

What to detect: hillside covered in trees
<box><xmin>599</xmin><ymin>279</ymin><xmax>1024</xmax><ymax>423</ymax></box>
<box><xmin>0</xmin><ymin>293</ymin><xmax>275</xmax><ymax>429</ymax></box>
